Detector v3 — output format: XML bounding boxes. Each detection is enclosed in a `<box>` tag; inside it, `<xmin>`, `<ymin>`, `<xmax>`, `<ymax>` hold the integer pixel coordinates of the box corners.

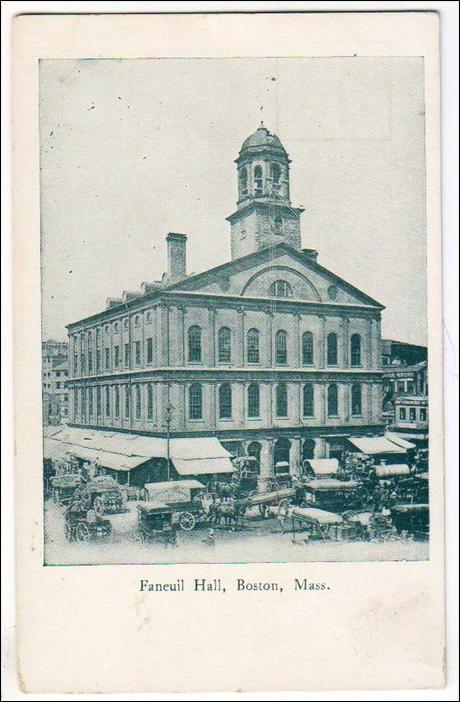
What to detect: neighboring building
<box><xmin>389</xmin><ymin>395</ymin><xmax>429</xmax><ymax>445</ymax></box>
<box><xmin>382</xmin><ymin>358</ymin><xmax>428</xmax><ymax>444</ymax></box>
<box><xmin>42</xmin><ymin>340</ymin><xmax>69</xmax><ymax>425</ymax></box>
<box><xmin>382</xmin><ymin>339</ymin><xmax>427</xmax><ymax>367</ymax></box>
<box><xmin>66</xmin><ymin>123</ymin><xmax>386</xmax><ymax>479</ymax></box>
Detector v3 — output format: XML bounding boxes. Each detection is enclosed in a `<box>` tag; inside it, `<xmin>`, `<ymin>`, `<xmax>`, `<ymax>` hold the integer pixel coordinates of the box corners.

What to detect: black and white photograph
<box><xmin>40</xmin><ymin>56</ymin><xmax>431</xmax><ymax>566</ymax></box>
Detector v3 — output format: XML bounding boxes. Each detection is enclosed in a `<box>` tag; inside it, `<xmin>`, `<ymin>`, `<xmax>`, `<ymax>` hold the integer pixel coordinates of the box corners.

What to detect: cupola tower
<box><xmin>226</xmin><ymin>123</ymin><xmax>304</xmax><ymax>260</ymax></box>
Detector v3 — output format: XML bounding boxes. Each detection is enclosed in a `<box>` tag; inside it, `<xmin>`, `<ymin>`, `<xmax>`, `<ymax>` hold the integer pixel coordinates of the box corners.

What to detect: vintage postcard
<box><xmin>13</xmin><ymin>11</ymin><xmax>445</xmax><ymax>693</ymax></box>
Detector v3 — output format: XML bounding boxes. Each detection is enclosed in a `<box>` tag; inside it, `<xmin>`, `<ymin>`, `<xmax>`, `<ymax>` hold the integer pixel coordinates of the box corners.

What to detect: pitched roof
<box><xmin>166</xmin><ymin>241</ymin><xmax>384</xmax><ymax>309</ymax></box>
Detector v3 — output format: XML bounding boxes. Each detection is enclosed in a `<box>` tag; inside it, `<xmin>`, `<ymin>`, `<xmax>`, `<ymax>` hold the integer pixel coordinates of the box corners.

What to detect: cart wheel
<box><xmin>76</xmin><ymin>522</ymin><xmax>90</xmax><ymax>542</ymax></box>
<box><xmin>179</xmin><ymin>512</ymin><xmax>196</xmax><ymax>531</ymax></box>
<box><xmin>259</xmin><ymin>504</ymin><xmax>268</xmax><ymax>518</ymax></box>
<box><xmin>94</xmin><ymin>497</ymin><xmax>104</xmax><ymax>517</ymax></box>
<box><xmin>100</xmin><ymin>522</ymin><xmax>112</xmax><ymax>542</ymax></box>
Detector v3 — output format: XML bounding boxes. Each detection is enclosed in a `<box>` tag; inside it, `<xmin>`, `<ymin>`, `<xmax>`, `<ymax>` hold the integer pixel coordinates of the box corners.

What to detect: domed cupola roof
<box><xmin>239</xmin><ymin>122</ymin><xmax>288</xmax><ymax>158</ymax></box>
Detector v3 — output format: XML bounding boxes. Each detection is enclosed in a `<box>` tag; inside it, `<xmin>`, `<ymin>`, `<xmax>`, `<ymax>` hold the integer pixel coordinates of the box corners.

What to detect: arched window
<box><xmin>302</xmin><ymin>331</ymin><xmax>314</xmax><ymax>365</ymax></box>
<box><xmin>350</xmin><ymin>334</ymin><xmax>362</xmax><ymax>367</ymax></box>
<box><xmin>275</xmin><ymin>329</ymin><xmax>288</xmax><ymax>364</ymax></box>
<box><xmin>327</xmin><ymin>332</ymin><xmax>338</xmax><ymax>365</ymax></box>
<box><xmin>351</xmin><ymin>384</ymin><xmax>362</xmax><ymax>416</ymax></box>
<box><xmin>188</xmin><ymin>326</ymin><xmax>202</xmax><ymax>363</ymax></box>
<box><xmin>218</xmin><ymin>327</ymin><xmax>232</xmax><ymax>363</ymax></box>
<box><xmin>189</xmin><ymin>383</ymin><xmax>202</xmax><ymax>420</ymax></box>
<box><xmin>247</xmin><ymin>441</ymin><xmax>261</xmax><ymax>474</ymax></box>
<box><xmin>105</xmin><ymin>386</ymin><xmax>110</xmax><ymax>417</ymax></box>
<box><xmin>327</xmin><ymin>384</ymin><xmax>339</xmax><ymax>417</ymax></box>
<box><xmin>269</xmin><ymin>280</ymin><xmax>292</xmax><ymax>297</ymax></box>
<box><xmin>303</xmin><ymin>383</ymin><xmax>315</xmax><ymax>417</ymax></box>
<box><xmin>276</xmin><ymin>383</ymin><xmax>288</xmax><ymax>417</ymax></box>
<box><xmin>135</xmin><ymin>385</ymin><xmax>141</xmax><ymax>419</ymax></box>
<box><xmin>114</xmin><ymin>386</ymin><xmax>120</xmax><ymax>418</ymax></box>
<box><xmin>219</xmin><ymin>384</ymin><xmax>232</xmax><ymax>419</ymax></box>
<box><xmin>124</xmin><ymin>386</ymin><xmax>130</xmax><ymax>418</ymax></box>
<box><xmin>247</xmin><ymin>383</ymin><xmax>260</xmax><ymax>418</ymax></box>
<box><xmin>272</xmin><ymin>162</ymin><xmax>281</xmax><ymax>184</ymax></box>
<box><xmin>254</xmin><ymin>165</ymin><xmax>263</xmax><ymax>195</ymax></box>
<box><xmin>239</xmin><ymin>167</ymin><xmax>248</xmax><ymax>196</ymax></box>
<box><xmin>147</xmin><ymin>384</ymin><xmax>154</xmax><ymax>420</ymax></box>
<box><xmin>274</xmin><ymin>438</ymin><xmax>291</xmax><ymax>466</ymax></box>
<box><xmin>134</xmin><ymin>315</ymin><xmax>140</xmax><ymax>327</ymax></box>
<box><xmin>247</xmin><ymin>328</ymin><xmax>260</xmax><ymax>364</ymax></box>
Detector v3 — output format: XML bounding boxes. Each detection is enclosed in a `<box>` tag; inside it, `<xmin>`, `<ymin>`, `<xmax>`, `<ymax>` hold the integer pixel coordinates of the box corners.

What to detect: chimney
<box><xmin>166</xmin><ymin>233</ymin><xmax>187</xmax><ymax>281</ymax></box>
<box><xmin>302</xmin><ymin>248</ymin><xmax>318</xmax><ymax>263</ymax></box>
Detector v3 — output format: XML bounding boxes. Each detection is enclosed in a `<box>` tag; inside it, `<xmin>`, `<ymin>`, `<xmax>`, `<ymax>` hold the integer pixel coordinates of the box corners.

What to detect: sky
<box><xmin>40</xmin><ymin>57</ymin><xmax>427</xmax><ymax>345</ymax></box>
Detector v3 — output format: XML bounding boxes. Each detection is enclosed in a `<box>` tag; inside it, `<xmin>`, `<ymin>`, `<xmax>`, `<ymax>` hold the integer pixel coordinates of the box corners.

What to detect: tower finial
<box><xmin>259</xmin><ymin>120</ymin><xmax>264</xmax><ymax>128</ymax></box>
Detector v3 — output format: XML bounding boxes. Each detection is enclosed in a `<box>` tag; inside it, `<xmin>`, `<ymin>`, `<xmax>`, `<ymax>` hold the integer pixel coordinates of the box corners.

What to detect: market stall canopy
<box><xmin>348</xmin><ymin>436</ymin><xmax>407</xmax><ymax>455</ymax></box>
<box><xmin>303</xmin><ymin>458</ymin><xmax>339</xmax><ymax>476</ymax></box>
<box><xmin>375</xmin><ymin>464</ymin><xmax>411</xmax><ymax>478</ymax></box>
<box><xmin>42</xmin><ymin>428</ymin><xmax>233</xmax><ymax>474</ymax></box>
<box><xmin>291</xmin><ymin>507</ymin><xmax>344</xmax><ymax>525</ymax></box>
<box><xmin>304</xmin><ymin>479</ymin><xmax>360</xmax><ymax>490</ymax></box>
<box><xmin>384</xmin><ymin>433</ymin><xmax>416</xmax><ymax>450</ymax></box>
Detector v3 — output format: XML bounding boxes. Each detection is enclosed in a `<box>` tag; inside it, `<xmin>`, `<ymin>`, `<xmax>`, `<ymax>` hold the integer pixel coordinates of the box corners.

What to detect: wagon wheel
<box><xmin>259</xmin><ymin>504</ymin><xmax>268</xmax><ymax>518</ymax></box>
<box><xmin>179</xmin><ymin>512</ymin><xmax>196</xmax><ymax>531</ymax></box>
<box><xmin>64</xmin><ymin>522</ymin><xmax>73</xmax><ymax>541</ymax></box>
<box><xmin>93</xmin><ymin>497</ymin><xmax>105</xmax><ymax>517</ymax></box>
<box><xmin>76</xmin><ymin>522</ymin><xmax>90</xmax><ymax>542</ymax></box>
<box><xmin>99</xmin><ymin>522</ymin><xmax>112</xmax><ymax>543</ymax></box>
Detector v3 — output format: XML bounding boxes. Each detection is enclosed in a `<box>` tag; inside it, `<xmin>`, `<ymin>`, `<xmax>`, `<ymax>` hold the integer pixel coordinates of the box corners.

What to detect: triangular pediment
<box><xmin>166</xmin><ymin>243</ymin><xmax>384</xmax><ymax>309</ymax></box>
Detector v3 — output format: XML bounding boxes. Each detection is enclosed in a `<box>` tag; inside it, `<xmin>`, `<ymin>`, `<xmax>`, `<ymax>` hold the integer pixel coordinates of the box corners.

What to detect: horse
<box><xmin>210</xmin><ymin>498</ymin><xmax>249</xmax><ymax>529</ymax></box>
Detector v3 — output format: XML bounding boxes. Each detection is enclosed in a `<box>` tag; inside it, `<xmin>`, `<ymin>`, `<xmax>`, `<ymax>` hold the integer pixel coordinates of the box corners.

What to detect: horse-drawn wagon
<box><xmin>64</xmin><ymin>506</ymin><xmax>113</xmax><ymax>542</ymax></box>
<box><xmin>79</xmin><ymin>476</ymin><xmax>126</xmax><ymax>516</ymax></box>
<box><xmin>143</xmin><ymin>480</ymin><xmax>207</xmax><ymax>531</ymax></box>
<box><xmin>136</xmin><ymin>502</ymin><xmax>177</xmax><ymax>545</ymax></box>
<box><xmin>290</xmin><ymin>506</ymin><xmax>344</xmax><ymax>541</ymax></box>
<box><xmin>51</xmin><ymin>473</ymin><xmax>84</xmax><ymax>506</ymax></box>
<box><xmin>302</xmin><ymin>479</ymin><xmax>363</xmax><ymax>513</ymax></box>
<box><xmin>390</xmin><ymin>503</ymin><xmax>429</xmax><ymax>539</ymax></box>
<box><xmin>247</xmin><ymin>485</ymin><xmax>296</xmax><ymax>518</ymax></box>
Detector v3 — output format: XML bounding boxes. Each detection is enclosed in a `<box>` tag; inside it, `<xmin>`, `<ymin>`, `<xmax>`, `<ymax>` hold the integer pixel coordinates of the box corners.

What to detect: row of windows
<box><xmin>189</xmin><ymin>326</ymin><xmax>363</xmax><ymax>366</ymax></box>
<box><xmin>398</xmin><ymin>406</ymin><xmax>427</xmax><ymax>422</ymax></box>
<box><xmin>72</xmin><ymin>312</ymin><xmax>153</xmax><ymax>344</ymax></box>
<box><xmin>74</xmin><ymin>338</ymin><xmax>154</xmax><ymax>373</ymax></box>
<box><xmin>73</xmin><ymin>383</ymin><xmax>364</xmax><ymax>423</ymax></box>
<box><xmin>72</xmin><ymin>329</ymin><xmax>364</xmax><ymax>373</ymax></box>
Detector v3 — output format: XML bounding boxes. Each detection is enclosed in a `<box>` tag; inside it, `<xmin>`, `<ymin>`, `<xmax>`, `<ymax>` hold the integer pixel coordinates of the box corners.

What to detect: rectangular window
<box><xmin>114</xmin><ymin>345</ymin><xmax>120</xmax><ymax>367</ymax></box>
<box><xmin>399</xmin><ymin>407</ymin><xmax>407</xmax><ymax>420</ymax></box>
<box><xmin>105</xmin><ymin>387</ymin><xmax>111</xmax><ymax>416</ymax></box>
<box><xmin>409</xmin><ymin>407</ymin><xmax>416</xmax><ymax>421</ymax></box>
<box><xmin>406</xmin><ymin>381</ymin><xmax>414</xmax><ymax>394</ymax></box>
<box><xmin>135</xmin><ymin>341</ymin><xmax>141</xmax><ymax>366</ymax></box>
<box><xmin>88</xmin><ymin>389</ymin><xmax>93</xmax><ymax>416</ymax></box>
<box><xmin>96</xmin><ymin>387</ymin><xmax>102</xmax><ymax>416</ymax></box>
<box><xmin>125</xmin><ymin>387</ymin><xmax>130</xmax><ymax>418</ymax></box>
<box><xmin>96</xmin><ymin>349</ymin><xmax>101</xmax><ymax>373</ymax></box>
<box><xmin>397</xmin><ymin>381</ymin><xmax>405</xmax><ymax>394</ymax></box>
<box><xmin>420</xmin><ymin>408</ymin><xmax>427</xmax><ymax>421</ymax></box>
<box><xmin>146</xmin><ymin>338</ymin><xmax>153</xmax><ymax>364</ymax></box>
<box><xmin>105</xmin><ymin>348</ymin><xmax>110</xmax><ymax>370</ymax></box>
<box><xmin>88</xmin><ymin>350</ymin><xmax>93</xmax><ymax>373</ymax></box>
<box><xmin>124</xmin><ymin>343</ymin><xmax>130</xmax><ymax>367</ymax></box>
